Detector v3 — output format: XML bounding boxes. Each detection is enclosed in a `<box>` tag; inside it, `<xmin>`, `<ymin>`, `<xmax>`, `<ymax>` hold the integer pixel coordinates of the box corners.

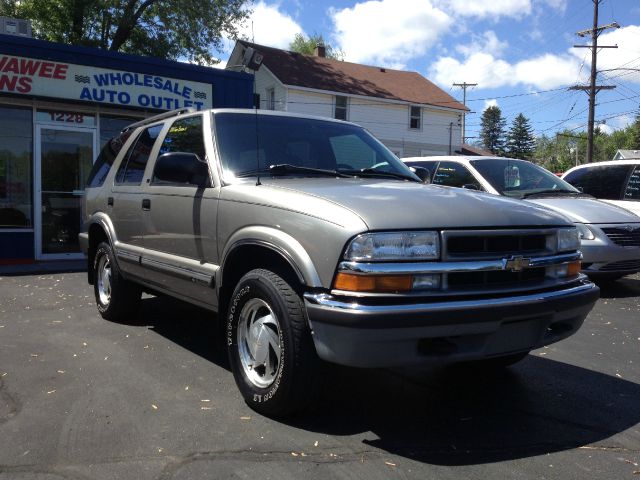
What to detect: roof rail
<box><xmin>123</xmin><ymin>107</ymin><xmax>197</xmax><ymax>131</ymax></box>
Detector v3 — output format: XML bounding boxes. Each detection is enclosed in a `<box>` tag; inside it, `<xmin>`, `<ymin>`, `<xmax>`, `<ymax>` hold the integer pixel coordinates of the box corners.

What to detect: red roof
<box><xmin>239</xmin><ymin>41</ymin><xmax>468</xmax><ymax>111</ymax></box>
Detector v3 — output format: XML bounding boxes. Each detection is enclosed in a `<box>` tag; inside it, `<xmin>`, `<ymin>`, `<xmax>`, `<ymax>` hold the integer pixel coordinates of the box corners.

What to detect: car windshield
<box><xmin>213</xmin><ymin>112</ymin><xmax>418</xmax><ymax>181</ymax></box>
<box><xmin>471</xmin><ymin>158</ymin><xmax>580</xmax><ymax>199</ymax></box>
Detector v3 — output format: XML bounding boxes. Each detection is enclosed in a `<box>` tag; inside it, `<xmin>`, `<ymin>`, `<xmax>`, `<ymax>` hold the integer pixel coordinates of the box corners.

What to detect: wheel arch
<box><xmin>86</xmin><ymin>214</ymin><xmax>117</xmax><ymax>285</ymax></box>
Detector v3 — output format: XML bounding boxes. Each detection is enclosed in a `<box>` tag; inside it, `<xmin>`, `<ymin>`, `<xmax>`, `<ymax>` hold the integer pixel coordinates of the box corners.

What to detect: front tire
<box><xmin>226</xmin><ymin>269</ymin><xmax>318</xmax><ymax>417</ymax></box>
<box><xmin>93</xmin><ymin>241</ymin><xmax>141</xmax><ymax>321</ymax></box>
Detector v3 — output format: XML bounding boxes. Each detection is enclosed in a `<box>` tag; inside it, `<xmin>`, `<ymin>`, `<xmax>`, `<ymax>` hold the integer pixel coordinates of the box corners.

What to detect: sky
<box><xmin>216</xmin><ymin>0</ymin><xmax>640</xmax><ymax>143</ymax></box>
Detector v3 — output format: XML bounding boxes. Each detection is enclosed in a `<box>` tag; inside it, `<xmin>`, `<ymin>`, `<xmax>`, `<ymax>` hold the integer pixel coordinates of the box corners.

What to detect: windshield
<box><xmin>213</xmin><ymin>112</ymin><xmax>418</xmax><ymax>181</ymax></box>
<box><xmin>470</xmin><ymin>158</ymin><xmax>579</xmax><ymax>199</ymax></box>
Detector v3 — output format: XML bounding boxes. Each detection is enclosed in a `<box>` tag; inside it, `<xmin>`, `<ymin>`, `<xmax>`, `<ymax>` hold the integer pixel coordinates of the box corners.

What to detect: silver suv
<box><xmin>80</xmin><ymin>108</ymin><xmax>599</xmax><ymax>416</ymax></box>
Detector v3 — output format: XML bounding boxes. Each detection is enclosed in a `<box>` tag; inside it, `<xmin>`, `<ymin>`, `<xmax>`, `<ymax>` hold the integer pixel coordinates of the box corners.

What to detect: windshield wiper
<box><xmin>522</xmin><ymin>189</ymin><xmax>583</xmax><ymax>198</ymax></box>
<box><xmin>339</xmin><ymin>167</ymin><xmax>419</xmax><ymax>182</ymax></box>
<box><xmin>236</xmin><ymin>164</ymin><xmax>351</xmax><ymax>178</ymax></box>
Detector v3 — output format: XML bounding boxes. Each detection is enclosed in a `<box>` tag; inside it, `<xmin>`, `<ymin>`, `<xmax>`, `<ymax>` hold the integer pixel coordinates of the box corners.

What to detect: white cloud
<box><xmin>429</xmin><ymin>31</ymin><xmax>585</xmax><ymax>90</ymax></box>
<box><xmin>574</xmin><ymin>25</ymin><xmax>640</xmax><ymax>84</ymax></box>
<box><xmin>238</xmin><ymin>1</ymin><xmax>303</xmax><ymax>49</ymax></box>
<box><xmin>455</xmin><ymin>31</ymin><xmax>508</xmax><ymax>57</ymax></box>
<box><xmin>540</xmin><ymin>0</ymin><xmax>568</xmax><ymax>13</ymax></box>
<box><xmin>484</xmin><ymin>99</ymin><xmax>498</xmax><ymax>110</ymax></box>
<box><xmin>330</xmin><ymin>0</ymin><xmax>452</xmax><ymax>68</ymax></box>
<box><xmin>442</xmin><ymin>0</ymin><xmax>531</xmax><ymax>19</ymax></box>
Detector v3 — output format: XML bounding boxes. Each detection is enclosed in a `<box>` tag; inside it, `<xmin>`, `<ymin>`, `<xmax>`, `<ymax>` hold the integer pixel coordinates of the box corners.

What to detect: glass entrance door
<box><xmin>35</xmin><ymin>126</ymin><xmax>96</xmax><ymax>259</ymax></box>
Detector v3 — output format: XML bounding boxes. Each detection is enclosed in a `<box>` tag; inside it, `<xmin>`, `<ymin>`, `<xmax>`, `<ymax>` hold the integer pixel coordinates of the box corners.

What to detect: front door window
<box><xmin>38</xmin><ymin>127</ymin><xmax>95</xmax><ymax>257</ymax></box>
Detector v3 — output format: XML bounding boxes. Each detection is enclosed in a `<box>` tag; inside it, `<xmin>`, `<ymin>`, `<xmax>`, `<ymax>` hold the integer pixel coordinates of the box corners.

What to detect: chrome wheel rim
<box><xmin>97</xmin><ymin>253</ymin><xmax>112</xmax><ymax>307</ymax></box>
<box><xmin>237</xmin><ymin>298</ymin><xmax>282</xmax><ymax>389</ymax></box>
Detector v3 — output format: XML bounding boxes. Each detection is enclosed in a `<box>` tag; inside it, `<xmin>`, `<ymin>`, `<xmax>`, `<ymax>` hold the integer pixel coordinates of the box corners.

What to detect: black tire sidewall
<box><xmin>226</xmin><ymin>271</ymin><xmax>298</xmax><ymax>413</ymax></box>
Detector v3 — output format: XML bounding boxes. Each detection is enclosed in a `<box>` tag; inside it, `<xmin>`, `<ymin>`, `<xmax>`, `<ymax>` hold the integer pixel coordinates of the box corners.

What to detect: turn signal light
<box><xmin>567</xmin><ymin>260</ymin><xmax>581</xmax><ymax>276</ymax></box>
<box><xmin>333</xmin><ymin>273</ymin><xmax>413</xmax><ymax>292</ymax></box>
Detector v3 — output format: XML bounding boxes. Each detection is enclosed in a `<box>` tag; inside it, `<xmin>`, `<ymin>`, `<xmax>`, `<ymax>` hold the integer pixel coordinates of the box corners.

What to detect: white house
<box><xmin>227</xmin><ymin>41</ymin><xmax>468</xmax><ymax>158</ymax></box>
<box><xmin>613</xmin><ymin>149</ymin><xmax>640</xmax><ymax>160</ymax></box>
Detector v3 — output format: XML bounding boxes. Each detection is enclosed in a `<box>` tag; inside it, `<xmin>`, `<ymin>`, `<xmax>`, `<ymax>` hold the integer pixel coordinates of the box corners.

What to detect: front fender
<box><xmin>220</xmin><ymin>226</ymin><xmax>323</xmax><ymax>288</ymax></box>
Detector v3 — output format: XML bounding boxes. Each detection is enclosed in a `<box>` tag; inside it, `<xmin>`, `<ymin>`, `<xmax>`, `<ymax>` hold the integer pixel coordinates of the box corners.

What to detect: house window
<box><xmin>335</xmin><ymin>96</ymin><xmax>348</xmax><ymax>120</ymax></box>
<box><xmin>253</xmin><ymin>93</ymin><xmax>260</xmax><ymax>109</ymax></box>
<box><xmin>266</xmin><ymin>88</ymin><xmax>275</xmax><ymax>110</ymax></box>
<box><xmin>410</xmin><ymin>106</ymin><xmax>421</xmax><ymax>129</ymax></box>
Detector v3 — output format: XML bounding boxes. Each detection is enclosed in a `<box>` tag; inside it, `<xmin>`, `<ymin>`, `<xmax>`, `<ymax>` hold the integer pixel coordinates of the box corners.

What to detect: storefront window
<box><xmin>0</xmin><ymin>106</ymin><xmax>32</xmax><ymax>228</ymax></box>
<box><xmin>100</xmin><ymin>115</ymin><xmax>140</xmax><ymax>148</ymax></box>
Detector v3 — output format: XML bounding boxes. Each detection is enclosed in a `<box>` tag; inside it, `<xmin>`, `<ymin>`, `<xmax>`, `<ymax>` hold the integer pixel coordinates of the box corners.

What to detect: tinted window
<box><xmin>433</xmin><ymin>161</ymin><xmax>481</xmax><ymax>189</ymax></box>
<box><xmin>624</xmin><ymin>165</ymin><xmax>640</xmax><ymax>200</ymax></box>
<box><xmin>87</xmin><ymin>131</ymin><xmax>133</xmax><ymax>188</ymax></box>
<box><xmin>158</xmin><ymin>116</ymin><xmax>206</xmax><ymax>159</ymax></box>
<box><xmin>564</xmin><ymin>164</ymin><xmax>632</xmax><ymax>200</ymax></box>
<box><xmin>115</xmin><ymin>124</ymin><xmax>163</xmax><ymax>185</ymax></box>
<box><xmin>471</xmin><ymin>159</ymin><xmax>577</xmax><ymax>199</ymax></box>
<box><xmin>215</xmin><ymin>113</ymin><xmax>416</xmax><ymax>180</ymax></box>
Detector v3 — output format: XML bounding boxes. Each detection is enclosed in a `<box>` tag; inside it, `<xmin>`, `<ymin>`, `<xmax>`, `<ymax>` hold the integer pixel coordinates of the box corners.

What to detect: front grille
<box><xmin>442</xmin><ymin>229</ymin><xmax>554</xmax><ymax>260</ymax></box>
<box><xmin>599</xmin><ymin>259</ymin><xmax>640</xmax><ymax>272</ymax></box>
<box><xmin>602</xmin><ymin>227</ymin><xmax>640</xmax><ymax>247</ymax></box>
<box><xmin>447</xmin><ymin>235</ymin><xmax>547</xmax><ymax>257</ymax></box>
<box><xmin>448</xmin><ymin>268</ymin><xmax>546</xmax><ymax>288</ymax></box>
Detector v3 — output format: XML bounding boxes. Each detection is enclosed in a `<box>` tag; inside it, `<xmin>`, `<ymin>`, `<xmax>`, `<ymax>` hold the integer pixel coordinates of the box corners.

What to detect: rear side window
<box><xmin>564</xmin><ymin>164</ymin><xmax>632</xmax><ymax>200</ymax></box>
<box><xmin>115</xmin><ymin>124</ymin><xmax>163</xmax><ymax>185</ymax></box>
<box><xmin>625</xmin><ymin>165</ymin><xmax>640</xmax><ymax>200</ymax></box>
<box><xmin>86</xmin><ymin>131</ymin><xmax>133</xmax><ymax>188</ymax></box>
<box><xmin>433</xmin><ymin>161</ymin><xmax>481</xmax><ymax>189</ymax></box>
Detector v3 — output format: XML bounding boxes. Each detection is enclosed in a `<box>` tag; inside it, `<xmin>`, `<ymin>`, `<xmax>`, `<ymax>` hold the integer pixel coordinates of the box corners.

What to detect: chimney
<box><xmin>314</xmin><ymin>42</ymin><xmax>326</xmax><ymax>58</ymax></box>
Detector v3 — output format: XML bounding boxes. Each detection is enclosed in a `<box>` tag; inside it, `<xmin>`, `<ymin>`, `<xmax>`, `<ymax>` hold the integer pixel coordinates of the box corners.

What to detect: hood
<box><xmin>224</xmin><ymin>178</ymin><xmax>572</xmax><ymax>230</ymax></box>
<box><xmin>526</xmin><ymin>197</ymin><xmax>640</xmax><ymax>224</ymax></box>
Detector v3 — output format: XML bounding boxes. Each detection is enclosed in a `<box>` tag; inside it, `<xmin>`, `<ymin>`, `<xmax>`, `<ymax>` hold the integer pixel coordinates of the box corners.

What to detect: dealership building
<box><xmin>0</xmin><ymin>30</ymin><xmax>253</xmax><ymax>263</ymax></box>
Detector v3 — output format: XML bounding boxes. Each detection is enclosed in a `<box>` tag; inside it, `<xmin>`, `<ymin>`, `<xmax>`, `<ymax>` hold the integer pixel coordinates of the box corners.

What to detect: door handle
<box><xmin>142</xmin><ymin>198</ymin><xmax>151</xmax><ymax>210</ymax></box>
<box><xmin>107</xmin><ymin>197</ymin><xmax>114</xmax><ymax>206</ymax></box>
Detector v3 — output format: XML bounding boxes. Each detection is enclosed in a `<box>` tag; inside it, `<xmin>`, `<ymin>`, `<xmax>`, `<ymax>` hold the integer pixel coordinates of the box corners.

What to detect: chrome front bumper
<box><xmin>304</xmin><ymin>278</ymin><xmax>599</xmax><ymax>368</ymax></box>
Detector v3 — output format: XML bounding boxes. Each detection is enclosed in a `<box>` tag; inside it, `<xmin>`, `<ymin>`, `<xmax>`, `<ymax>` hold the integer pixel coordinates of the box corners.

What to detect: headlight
<box><xmin>575</xmin><ymin>223</ymin><xmax>595</xmax><ymax>241</ymax></box>
<box><xmin>557</xmin><ymin>227</ymin><xmax>580</xmax><ymax>252</ymax></box>
<box><xmin>344</xmin><ymin>231</ymin><xmax>440</xmax><ymax>261</ymax></box>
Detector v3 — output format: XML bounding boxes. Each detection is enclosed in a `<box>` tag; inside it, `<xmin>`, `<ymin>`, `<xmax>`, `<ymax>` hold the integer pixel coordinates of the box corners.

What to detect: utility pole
<box><xmin>453</xmin><ymin>82</ymin><xmax>477</xmax><ymax>145</ymax></box>
<box><xmin>570</xmin><ymin>0</ymin><xmax>618</xmax><ymax>163</ymax></box>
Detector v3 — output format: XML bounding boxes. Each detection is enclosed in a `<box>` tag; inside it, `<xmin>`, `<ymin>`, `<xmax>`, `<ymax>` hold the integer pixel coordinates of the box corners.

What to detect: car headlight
<box><xmin>344</xmin><ymin>231</ymin><xmax>440</xmax><ymax>262</ymax></box>
<box><xmin>575</xmin><ymin>223</ymin><xmax>595</xmax><ymax>241</ymax></box>
<box><xmin>557</xmin><ymin>227</ymin><xmax>580</xmax><ymax>252</ymax></box>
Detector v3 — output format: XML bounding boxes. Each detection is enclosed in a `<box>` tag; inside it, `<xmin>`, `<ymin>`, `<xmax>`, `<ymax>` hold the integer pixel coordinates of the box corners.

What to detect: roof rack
<box><xmin>123</xmin><ymin>107</ymin><xmax>197</xmax><ymax>132</ymax></box>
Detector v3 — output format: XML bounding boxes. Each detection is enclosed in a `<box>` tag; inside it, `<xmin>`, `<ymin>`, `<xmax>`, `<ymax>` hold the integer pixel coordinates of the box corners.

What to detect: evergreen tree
<box><xmin>480</xmin><ymin>106</ymin><xmax>506</xmax><ymax>155</ymax></box>
<box><xmin>506</xmin><ymin>113</ymin><xmax>536</xmax><ymax>159</ymax></box>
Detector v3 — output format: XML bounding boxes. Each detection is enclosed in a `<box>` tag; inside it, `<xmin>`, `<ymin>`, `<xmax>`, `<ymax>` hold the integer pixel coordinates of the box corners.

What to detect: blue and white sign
<box><xmin>0</xmin><ymin>53</ymin><xmax>213</xmax><ymax>110</ymax></box>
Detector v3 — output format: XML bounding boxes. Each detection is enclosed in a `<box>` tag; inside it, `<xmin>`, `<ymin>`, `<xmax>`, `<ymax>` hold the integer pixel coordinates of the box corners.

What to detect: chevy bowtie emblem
<box><xmin>503</xmin><ymin>255</ymin><xmax>531</xmax><ymax>272</ymax></box>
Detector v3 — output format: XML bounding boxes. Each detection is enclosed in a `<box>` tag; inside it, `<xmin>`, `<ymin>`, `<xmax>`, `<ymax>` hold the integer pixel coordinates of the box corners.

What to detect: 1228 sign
<box><xmin>48</xmin><ymin>111</ymin><xmax>85</xmax><ymax>124</ymax></box>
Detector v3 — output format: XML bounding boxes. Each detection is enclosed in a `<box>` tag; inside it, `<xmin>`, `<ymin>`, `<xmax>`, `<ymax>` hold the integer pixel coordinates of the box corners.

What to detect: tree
<box><xmin>289</xmin><ymin>33</ymin><xmax>344</xmax><ymax>60</ymax></box>
<box><xmin>0</xmin><ymin>0</ymin><xmax>250</xmax><ymax>64</ymax></box>
<box><xmin>506</xmin><ymin>113</ymin><xmax>536</xmax><ymax>159</ymax></box>
<box><xmin>480</xmin><ymin>105</ymin><xmax>506</xmax><ymax>155</ymax></box>
<box><xmin>632</xmin><ymin>114</ymin><xmax>640</xmax><ymax>149</ymax></box>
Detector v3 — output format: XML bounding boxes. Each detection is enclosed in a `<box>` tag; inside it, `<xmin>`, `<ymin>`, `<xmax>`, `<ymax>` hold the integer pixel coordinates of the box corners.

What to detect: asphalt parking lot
<box><xmin>0</xmin><ymin>271</ymin><xmax>638</xmax><ymax>480</ymax></box>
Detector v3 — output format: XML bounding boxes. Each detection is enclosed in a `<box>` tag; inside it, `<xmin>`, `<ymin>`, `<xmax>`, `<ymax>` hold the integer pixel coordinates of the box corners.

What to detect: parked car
<box><xmin>562</xmin><ymin>160</ymin><xmax>640</xmax><ymax>216</ymax></box>
<box><xmin>80</xmin><ymin>110</ymin><xmax>598</xmax><ymax>416</ymax></box>
<box><xmin>403</xmin><ymin>156</ymin><xmax>640</xmax><ymax>280</ymax></box>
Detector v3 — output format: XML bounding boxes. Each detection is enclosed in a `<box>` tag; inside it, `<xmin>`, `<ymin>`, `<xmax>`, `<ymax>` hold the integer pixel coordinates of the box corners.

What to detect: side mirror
<box><xmin>152</xmin><ymin>152</ymin><xmax>211</xmax><ymax>188</ymax></box>
<box><xmin>410</xmin><ymin>166</ymin><xmax>431</xmax><ymax>184</ymax></box>
<box><xmin>462</xmin><ymin>183</ymin><xmax>480</xmax><ymax>191</ymax></box>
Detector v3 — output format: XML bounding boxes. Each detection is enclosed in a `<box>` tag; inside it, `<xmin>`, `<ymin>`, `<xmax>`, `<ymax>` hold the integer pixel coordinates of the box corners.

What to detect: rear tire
<box><xmin>226</xmin><ymin>269</ymin><xmax>318</xmax><ymax>417</ymax></box>
<box><xmin>93</xmin><ymin>241</ymin><xmax>141</xmax><ymax>321</ymax></box>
